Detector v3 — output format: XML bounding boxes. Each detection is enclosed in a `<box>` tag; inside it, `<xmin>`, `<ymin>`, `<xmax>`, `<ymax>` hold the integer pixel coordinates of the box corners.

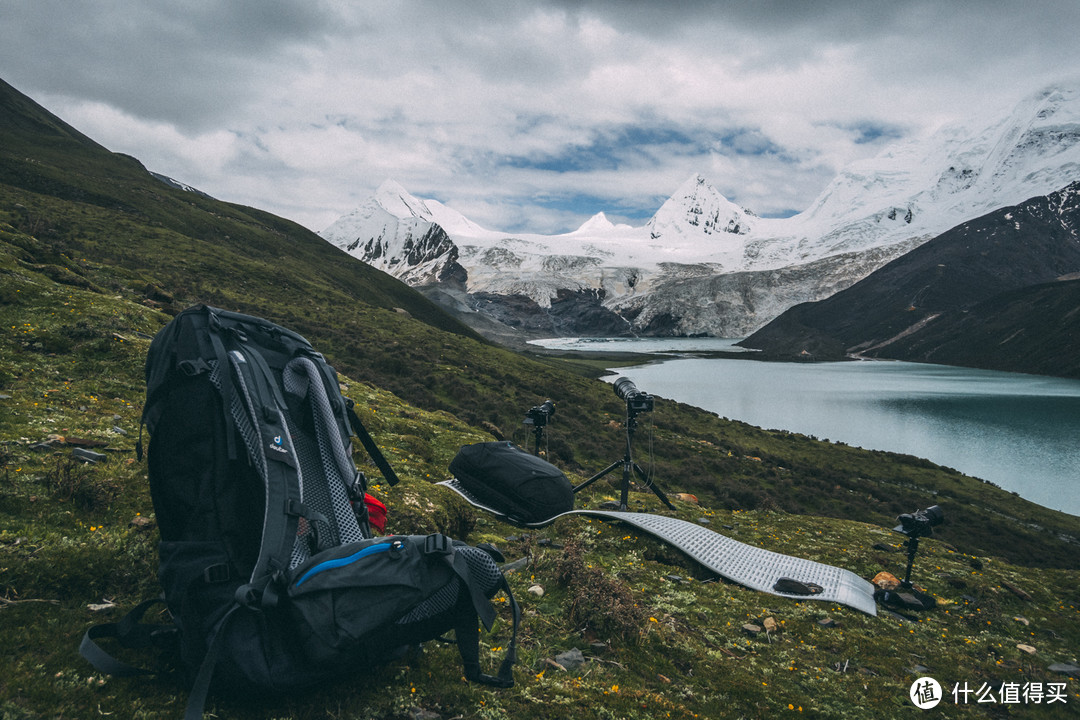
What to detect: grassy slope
<box><xmin>1</xmin><ymin>80</ymin><xmax>1078</xmax><ymax>717</ymax></box>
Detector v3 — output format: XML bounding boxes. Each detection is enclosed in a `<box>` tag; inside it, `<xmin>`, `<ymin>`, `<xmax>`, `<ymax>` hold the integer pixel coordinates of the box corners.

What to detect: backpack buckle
<box><xmin>347</xmin><ymin>471</ymin><xmax>367</xmax><ymax>501</ymax></box>
<box><xmin>202</xmin><ymin>563</ymin><xmax>232</xmax><ymax>584</ymax></box>
<box><xmin>234</xmin><ymin>584</ymin><xmax>259</xmax><ymax>608</ymax></box>
<box><xmin>231</xmin><ymin>328</ymin><xmax>248</xmax><ymax>343</ymax></box>
<box><xmin>423</xmin><ymin>533</ymin><xmax>452</xmax><ymax>556</ymax></box>
<box><xmin>177</xmin><ymin>358</ymin><xmax>210</xmax><ymax>377</ymax></box>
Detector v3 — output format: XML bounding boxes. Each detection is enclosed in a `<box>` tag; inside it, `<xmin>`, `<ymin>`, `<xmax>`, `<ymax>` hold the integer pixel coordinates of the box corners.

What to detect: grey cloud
<box><xmin>0</xmin><ymin>0</ymin><xmax>343</xmax><ymax>128</ymax></box>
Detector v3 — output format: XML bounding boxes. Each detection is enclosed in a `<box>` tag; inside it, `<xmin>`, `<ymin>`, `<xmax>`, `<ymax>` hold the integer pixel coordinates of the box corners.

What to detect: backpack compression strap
<box><xmin>183</xmin><ymin>604</ymin><xmax>243</xmax><ymax>720</ymax></box>
<box><xmin>79</xmin><ymin>597</ymin><xmax>177</xmax><ymax>678</ymax></box>
<box><xmin>78</xmin><ymin>596</ymin><xmax>262</xmax><ymax>720</ymax></box>
<box><xmin>453</xmin><ymin>573</ymin><xmax>520</xmax><ymax>688</ymax></box>
<box><xmin>345</xmin><ymin>399</ymin><xmax>400</xmax><ymax>487</ymax></box>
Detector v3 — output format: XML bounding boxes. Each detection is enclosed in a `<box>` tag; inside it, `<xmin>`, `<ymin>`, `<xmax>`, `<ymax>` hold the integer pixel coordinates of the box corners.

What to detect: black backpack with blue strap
<box><xmin>80</xmin><ymin>305</ymin><xmax>519</xmax><ymax>719</ymax></box>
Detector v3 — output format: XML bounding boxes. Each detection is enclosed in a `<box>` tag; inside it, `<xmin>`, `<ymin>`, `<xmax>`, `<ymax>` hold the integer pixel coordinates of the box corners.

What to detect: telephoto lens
<box><xmin>612</xmin><ymin>377</ymin><xmax>639</xmax><ymax>401</ymax></box>
<box><xmin>524</xmin><ymin>399</ymin><xmax>555</xmax><ymax>426</ymax></box>
<box><xmin>612</xmin><ymin>377</ymin><xmax>654</xmax><ymax>413</ymax></box>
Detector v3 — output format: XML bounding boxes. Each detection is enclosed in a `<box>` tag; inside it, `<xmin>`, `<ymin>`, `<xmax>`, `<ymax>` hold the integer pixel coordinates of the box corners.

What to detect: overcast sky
<box><xmin>2</xmin><ymin>0</ymin><xmax>1079</xmax><ymax>233</ymax></box>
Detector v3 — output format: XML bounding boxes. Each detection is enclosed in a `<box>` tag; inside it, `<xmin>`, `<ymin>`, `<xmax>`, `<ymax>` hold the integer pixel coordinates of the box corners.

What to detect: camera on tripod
<box><xmin>613</xmin><ymin>377</ymin><xmax>654</xmax><ymax>414</ymax></box>
<box><xmin>523</xmin><ymin>399</ymin><xmax>555</xmax><ymax>455</ymax></box>
<box><xmin>894</xmin><ymin>504</ymin><xmax>944</xmax><ymax>538</ymax></box>
<box><xmin>524</xmin><ymin>399</ymin><xmax>555</xmax><ymax>428</ymax></box>
<box><xmin>571</xmin><ymin>376</ymin><xmax>673</xmax><ymax>511</ymax></box>
<box><xmin>886</xmin><ymin>504</ymin><xmax>945</xmax><ymax>605</ymax></box>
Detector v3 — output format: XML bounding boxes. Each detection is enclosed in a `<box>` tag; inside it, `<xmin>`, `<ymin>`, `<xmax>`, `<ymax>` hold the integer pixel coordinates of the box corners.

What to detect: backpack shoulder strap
<box><xmin>425</xmin><ymin>536</ymin><xmax>519</xmax><ymax>687</ymax></box>
<box><xmin>225</xmin><ymin>341</ymin><xmax>303</xmax><ymax>594</ymax></box>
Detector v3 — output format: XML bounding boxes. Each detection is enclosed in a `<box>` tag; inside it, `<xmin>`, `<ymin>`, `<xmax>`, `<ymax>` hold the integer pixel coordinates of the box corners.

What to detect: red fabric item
<box><xmin>364</xmin><ymin>493</ymin><xmax>388</xmax><ymax>534</ymax></box>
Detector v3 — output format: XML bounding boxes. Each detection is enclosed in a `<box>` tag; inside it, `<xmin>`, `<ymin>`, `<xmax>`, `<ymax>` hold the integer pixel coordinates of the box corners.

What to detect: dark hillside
<box><xmin>741</xmin><ymin>182</ymin><xmax>1080</xmax><ymax>377</ymax></box>
<box><xmin>0</xmin><ymin>77</ymin><xmax>106</xmax><ymax>147</ymax></box>
<box><xmin>0</xmin><ymin>80</ymin><xmax>474</xmax><ymax>338</ymax></box>
<box><xmin>880</xmin><ymin>277</ymin><xmax>1080</xmax><ymax>375</ymax></box>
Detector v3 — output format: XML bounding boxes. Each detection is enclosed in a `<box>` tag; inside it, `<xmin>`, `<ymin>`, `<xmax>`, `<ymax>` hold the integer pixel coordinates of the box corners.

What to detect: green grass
<box><xmin>1</xmin><ymin>77</ymin><xmax>1078</xmax><ymax>718</ymax></box>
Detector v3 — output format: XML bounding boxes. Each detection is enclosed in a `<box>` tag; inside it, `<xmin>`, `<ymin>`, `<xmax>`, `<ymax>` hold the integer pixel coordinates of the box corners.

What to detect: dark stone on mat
<box><xmin>773</xmin><ymin>577</ymin><xmax>824</xmax><ymax>595</ymax></box>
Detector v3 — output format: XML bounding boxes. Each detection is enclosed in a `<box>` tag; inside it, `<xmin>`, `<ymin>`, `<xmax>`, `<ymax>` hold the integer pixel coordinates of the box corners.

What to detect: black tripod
<box><xmin>893</xmin><ymin>506</ymin><xmax>943</xmax><ymax>591</ymax></box>
<box><xmin>528</xmin><ymin>421</ymin><xmax>546</xmax><ymax>456</ymax></box>
<box><xmin>882</xmin><ymin>506</ymin><xmax>944</xmax><ymax>610</ymax></box>
<box><xmin>572</xmin><ymin>403</ymin><xmax>675</xmax><ymax>511</ymax></box>
<box><xmin>899</xmin><ymin>535</ymin><xmax>923</xmax><ymax>590</ymax></box>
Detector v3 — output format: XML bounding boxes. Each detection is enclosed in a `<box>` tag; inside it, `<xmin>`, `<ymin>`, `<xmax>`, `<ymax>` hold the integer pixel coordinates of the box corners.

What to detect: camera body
<box><xmin>613</xmin><ymin>377</ymin><xmax>654</xmax><ymax>414</ymax></box>
<box><xmin>626</xmin><ymin>392</ymin><xmax>654</xmax><ymax>414</ymax></box>
<box><xmin>894</xmin><ymin>504</ymin><xmax>944</xmax><ymax>538</ymax></box>
<box><xmin>524</xmin><ymin>399</ymin><xmax>555</xmax><ymax>427</ymax></box>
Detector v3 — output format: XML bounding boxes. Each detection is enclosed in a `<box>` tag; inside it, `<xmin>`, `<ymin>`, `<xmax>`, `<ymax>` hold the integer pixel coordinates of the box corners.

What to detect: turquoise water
<box><xmin>536</xmin><ymin>339</ymin><xmax>1080</xmax><ymax>516</ymax></box>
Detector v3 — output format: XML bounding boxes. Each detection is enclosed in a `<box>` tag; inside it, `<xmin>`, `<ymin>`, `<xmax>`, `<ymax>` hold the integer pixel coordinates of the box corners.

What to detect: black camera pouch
<box><xmin>449</xmin><ymin>441</ymin><xmax>574</xmax><ymax>524</ymax></box>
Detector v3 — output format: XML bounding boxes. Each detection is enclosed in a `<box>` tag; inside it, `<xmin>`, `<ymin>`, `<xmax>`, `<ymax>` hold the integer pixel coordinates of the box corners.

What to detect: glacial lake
<box><xmin>530</xmin><ymin>337</ymin><xmax>1080</xmax><ymax>516</ymax></box>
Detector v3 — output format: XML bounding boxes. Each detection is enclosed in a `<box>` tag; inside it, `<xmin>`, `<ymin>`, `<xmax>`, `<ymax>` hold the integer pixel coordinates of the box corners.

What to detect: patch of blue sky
<box><xmin>758</xmin><ymin>208</ymin><xmax>801</xmax><ymax>219</ymax></box>
<box><xmin>531</xmin><ymin>191</ymin><xmax>659</xmax><ymax>223</ymax></box>
<box><xmin>714</xmin><ymin>128</ymin><xmax>789</xmax><ymax>157</ymax></box>
<box><xmin>842</xmin><ymin>121</ymin><xmax>905</xmax><ymax>145</ymax></box>
<box><xmin>504</xmin><ymin>122</ymin><xmax>730</xmax><ymax>174</ymax></box>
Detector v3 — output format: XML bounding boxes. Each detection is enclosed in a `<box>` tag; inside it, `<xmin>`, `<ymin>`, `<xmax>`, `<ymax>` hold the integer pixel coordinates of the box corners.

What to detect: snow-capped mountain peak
<box><xmin>373</xmin><ymin>179</ymin><xmax>433</xmax><ymax>220</ymax></box>
<box><xmin>572</xmin><ymin>211</ymin><xmax>616</xmax><ymax>234</ymax></box>
<box><xmin>320</xmin><ymin>180</ymin><xmax>462</xmax><ymax>286</ymax></box>
<box><xmin>647</xmin><ymin>174</ymin><xmax>754</xmax><ymax>241</ymax></box>
<box><xmin>791</xmin><ymin>80</ymin><xmax>1080</xmax><ymax>248</ymax></box>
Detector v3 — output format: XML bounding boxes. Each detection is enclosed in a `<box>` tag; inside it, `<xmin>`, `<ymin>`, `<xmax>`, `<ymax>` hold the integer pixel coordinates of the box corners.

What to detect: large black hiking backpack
<box><xmin>80</xmin><ymin>305</ymin><xmax>518</xmax><ymax>719</ymax></box>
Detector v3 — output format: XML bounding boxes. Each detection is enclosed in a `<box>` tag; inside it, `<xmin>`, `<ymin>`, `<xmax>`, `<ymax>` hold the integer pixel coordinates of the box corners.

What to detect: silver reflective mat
<box><xmin>438</xmin><ymin>478</ymin><xmax>877</xmax><ymax>616</ymax></box>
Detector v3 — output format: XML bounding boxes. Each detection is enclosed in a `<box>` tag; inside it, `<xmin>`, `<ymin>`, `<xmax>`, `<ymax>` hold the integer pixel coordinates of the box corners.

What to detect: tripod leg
<box><xmin>633</xmin><ymin>463</ymin><xmax>675</xmax><ymax>510</ymax></box>
<box><xmin>573</xmin><ymin>460</ymin><xmax>621</xmax><ymax>494</ymax></box>
<box><xmin>619</xmin><ymin>460</ymin><xmax>631</xmax><ymax>510</ymax></box>
<box><xmin>900</xmin><ymin>537</ymin><xmax>919</xmax><ymax>589</ymax></box>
